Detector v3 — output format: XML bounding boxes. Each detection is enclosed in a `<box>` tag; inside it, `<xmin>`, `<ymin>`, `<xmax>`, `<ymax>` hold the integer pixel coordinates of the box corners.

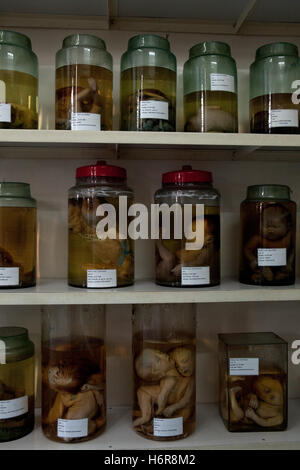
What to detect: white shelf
<box><xmin>2</xmin><ymin>401</ymin><xmax>300</xmax><ymax>450</ymax></box>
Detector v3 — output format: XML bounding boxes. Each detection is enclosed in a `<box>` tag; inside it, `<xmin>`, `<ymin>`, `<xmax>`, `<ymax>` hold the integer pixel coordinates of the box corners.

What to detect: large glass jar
<box><xmin>250</xmin><ymin>42</ymin><xmax>300</xmax><ymax>134</ymax></box>
<box><xmin>42</xmin><ymin>305</ymin><xmax>106</xmax><ymax>443</ymax></box>
<box><xmin>154</xmin><ymin>166</ymin><xmax>220</xmax><ymax>287</ymax></box>
<box><xmin>56</xmin><ymin>34</ymin><xmax>113</xmax><ymax>131</ymax></box>
<box><xmin>120</xmin><ymin>34</ymin><xmax>176</xmax><ymax>131</ymax></box>
<box><xmin>184</xmin><ymin>41</ymin><xmax>238</xmax><ymax>132</ymax></box>
<box><xmin>0</xmin><ymin>30</ymin><xmax>38</xmax><ymax>129</ymax></box>
<box><xmin>239</xmin><ymin>185</ymin><xmax>296</xmax><ymax>286</ymax></box>
<box><xmin>132</xmin><ymin>304</ymin><xmax>196</xmax><ymax>441</ymax></box>
<box><xmin>0</xmin><ymin>182</ymin><xmax>36</xmax><ymax>288</ymax></box>
<box><xmin>0</xmin><ymin>327</ymin><xmax>35</xmax><ymax>442</ymax></box>
<box><xmin>68</xmin><ymin>161</ymin><xmax>134</xmax><ymax>288</ymax></box>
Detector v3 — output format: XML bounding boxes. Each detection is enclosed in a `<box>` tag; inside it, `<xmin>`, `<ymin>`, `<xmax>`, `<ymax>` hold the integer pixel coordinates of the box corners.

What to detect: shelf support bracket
<box><xmin>233</xmin><ymin>146</ymin><xmax>259</xmax><ymax>160</ymax></box>
<box><xmin>233</xmin><ymin>0</ymin><xmax>258</xmax><ymax>34</ymax></box>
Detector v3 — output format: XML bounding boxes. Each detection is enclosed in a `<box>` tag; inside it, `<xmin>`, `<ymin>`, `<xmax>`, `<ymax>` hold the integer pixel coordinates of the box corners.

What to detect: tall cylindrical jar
<box><xmin>0</xmin><ymin>30</ymin><xmax>38</xmax><ymax>129</ymax></box>
<box><xmin>250</xmin><ymin>42</ymin><xmax>300</xmax><ymax>133</ymax></box>
<box><xmin>68</xmin><ymin>161</ymin><xmax>134</xmax><ymax>288</ymax></box>
<box><xmin>56</xmin><ymin>34</ymin><xmax>113</xmax><ymax>130</ymax></box>
<box><xmin>132</xmin><ymin>304</ymin><xmax>196</xmax><ymax>441</ymax></box>
<box><xmin>0</xmin><ymin>327</ymin><xmax>35</xmax><ymax>442</ymax></box>
<box><xmin>154</xmin><ymin>166</ymin><xmax>220</xmax><ymax>287</ymax></box>
<box><xmin>0</xmin><ymin>183</ymin><xmax>36</xmax><ymax>288</ymax></box>
<box><xmin>183</xmin><ymin>41</ymin><xmax>238</xmax><ymax>132</ymax></box>
<box><xmin>41</xmin><ymin>305</ymin><xmax>106</xmax><ymax>443</ymax></box>
<box><xmin>239</xmin><ymin>185</ymin><xmax>296</xmax><ymax>285</ymax></box>
<box><xmin>120</xmin><ymin>34</ymin><xmax>176</xmax><ymax>131</ymax></box>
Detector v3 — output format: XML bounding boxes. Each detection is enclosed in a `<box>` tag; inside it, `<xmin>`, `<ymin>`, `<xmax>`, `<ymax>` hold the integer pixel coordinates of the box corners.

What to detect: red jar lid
<box><xmin>76</xmin><ymin>161</ymin><xmax>127</xmax><ymax>179</ymax></box>
<box><xmin>162</xmin><ymin>166</ymin><xmax>213</xmax><ymax>184</ymax></box>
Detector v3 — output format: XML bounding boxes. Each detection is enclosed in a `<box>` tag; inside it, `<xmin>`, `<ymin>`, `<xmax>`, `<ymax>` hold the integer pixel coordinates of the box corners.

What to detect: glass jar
<box><xmin>0</xmin><ymin>30</ymin><xmax>38</xmax><ymax>129</ymax></box>
<box><xmin>250</xmin><ymin>42</ymin><xmax>300</xmax><ymax>134</ymax></box>
<box><xmin>120</xmin><ymin>34</ymin><xmax>176</xmax><ymax>131</ymax></box>
<box><xmin>239</xmin><ymin>185</ymin><xmax>296</xmax><ymax>286</ymax></box>
<box><xmin>154</xmin><ymin>166</ymin><xmax>220</xmax><ymax>287</ymax></box>
<box><xmin>68</xmin><ymin>160</ymin><xmax>134</xmax><ymax>288</ymax></box>
<box><xmin>183</xmin><ymin>41</ymin><xmax>238</xmax><ymax>132</ymax></box>
<box><xmin>0</xmin><ymin>182</ymin><xmax>36</xmax><ymax>288</ymax></box>
<box><xmin>219</xmin><ymin>332</ymin><xmax>287</xmax><ymax>432</ymax></box>
<box><xmin>132</xmin><ymin>304</ymin><xmax>196</xmax><ymax>441</ymax></box>
<box><xmin>56</xmin><ymin>34</ymin><xmax>113</xmax><ymax>130</ymax></box>
<box><xmin>42</xmin><ymin>305</ymin><xmax>106</xmax><ymax>443</ymax></box>
<box><xmin>0</xmin><ymin>327</ymin><xmax>35</xmax><ymax>442</ymax></box>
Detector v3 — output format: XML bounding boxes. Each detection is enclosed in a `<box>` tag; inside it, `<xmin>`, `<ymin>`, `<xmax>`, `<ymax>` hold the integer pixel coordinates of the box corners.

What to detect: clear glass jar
<box><xmin>120</xmin><ymin>34</ymin><xmax>176</xmax><ymax>131</ymax></box>
<box><xmin>56</xmin><ymin>34</ymin><xmax>113</xmax><ymax>130</ymax></box>
<box><xmin>184</xmin><ymin>41</ymin><xmax>238</xmax><ymax>132</ymax></box>
<box><xmin>0</xmin><ymin>327</ymin><xmax>35</xmax><ymax>442</ymax></box>
<box><xmin>219</xmin><ymin>332</ymin><xmax>287</xmax><ymax>432</ymax></box>
<box><xmin>41</xmin><ymin>305</ymin><xmax>106</xmax><ymax>443</ymax></box>
<box><xmin>0</xmin><ymin>30</ymin><xmax>38</xmax><ymax>129</ymax></box>
<box><xmin>239</xmin><ymin>185</ymin><xmax>296</xmax><ymax>286</ymax></box>
<box><xmin>250</xmin><ymin>42</ymin><xmax>300</xmax><ymax>134</ymax></box>
<box><xmin>0</xmin><ymin>182</ymin><xmax>36</xmax><ymax>288</ymax></box>
<box><xmin>132</xmin><ymin>304</ymin><xmax>196</xmax><ymax>441</ymax></box>
<box><xmin>68</xmin><ymin>161</ymin><xmax>134</xmax><ymax>288</ymax></box>
<box><xmin>154</xmin><ymin>166</ymin><xmax>220</xmax><ymax>287</ymax></box>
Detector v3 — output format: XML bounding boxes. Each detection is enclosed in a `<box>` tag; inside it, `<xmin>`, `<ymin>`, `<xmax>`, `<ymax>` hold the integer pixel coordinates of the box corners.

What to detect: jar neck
<box><xmin>76</xmin><ymin>176</ymin><xmax>127</xmax><ymax>186</ymax></box>
<box><xmin>162</xmin><ymin>182</ymin><xmax>213</xmax><ymax>189</ymax></box>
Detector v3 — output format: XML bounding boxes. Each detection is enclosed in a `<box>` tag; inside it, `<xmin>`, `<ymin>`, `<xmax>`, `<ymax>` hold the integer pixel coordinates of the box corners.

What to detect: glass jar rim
<box><xmin>246</xmin><ymin>184</ymin><xmax>291</xmax><ymax>200</ymax></box>
<box><xmin>0</xmin><ymin>30</ymin><xmax>32</xmax><ymax>50</ymax></box>
<box><xmin>189</xmin><ymin>40</ymin><xmax>231</xmax><ymax>58</ymax></box>
<box><xmin>0</xmin><ymin>182</ymin><xmax>33</xmax><ymax>199</ymax></box>
<box><xmin>255</xmin><ymin>42</ymin><xmax>298</xmax><ymax>60</ymax></box>
<box><xmin>62</xmin><ymin>33</ymin><xmax>107</xmax><ymax>50</ymax></box>
<box><xmin>127</xmin><ymin>34</ymin><xmax>170</xmax><ymax>51</ymax></box>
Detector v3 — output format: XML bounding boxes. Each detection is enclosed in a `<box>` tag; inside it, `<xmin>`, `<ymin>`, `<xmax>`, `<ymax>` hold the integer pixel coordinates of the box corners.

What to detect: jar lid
<box><xmin>0</xmin><ymin>327</ymin><xmax>34</xmax><ymax>358</ymax></box>
<box><xmin>62</xmin><ymin>34</ymin><xmax>106</xmax><ymax>50</ymax></box>
<box><xmin>189</xmin><ymin>41</ymin><xmax>231</xmax><ymax>58</ymax></box>
<box><xmin>76</xmin><ymin>160</ymin><xmax>127</xmax><ymax>179</ymax></box>
<box><xmin>255</xmin><ymin>42</ymin><xmax>298</xmax><ymax>60</ymax></box>
<box><xmin>0</xmin><ymin>30</ymin><xmax>32</xmax><ymax>50</ymax></box>
<box><xmin>128</xmin><ymin>34</ymin><xmax>170</xmax><ymax>51</ymax></box>
<box><xmin>162</xmin><ymin>165</ymin><xmax>213</xmax><ymax>184</ymax></box>
<box><xmin>0</xmin><ymin>182</ymin><xmax>32</xmax><ymax>198</ymax></box>
<box><xmin>247</xmin><ymin>184</ymin><xmax>291</xmax><ymax>200</ymax></box>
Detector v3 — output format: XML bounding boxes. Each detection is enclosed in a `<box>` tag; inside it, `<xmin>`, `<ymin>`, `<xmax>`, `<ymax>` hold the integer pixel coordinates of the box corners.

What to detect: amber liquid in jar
<box><xmin>250</xmin><ymin>93</ymin><xmax>300</xmax><ymax>133</ymax></box>
<box><xmin>55</xmin><ymin>64</ymin><xmax>113</xmax><ymax>130</ymax></box>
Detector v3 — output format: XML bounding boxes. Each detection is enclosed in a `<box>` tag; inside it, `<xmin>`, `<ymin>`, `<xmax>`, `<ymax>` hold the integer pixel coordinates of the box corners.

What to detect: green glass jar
<box><xmin>0</xmin><ymin>183</ymin><xmax>37</xmax><ymax>288</ymax></box>
<box><xmin>250</xmin><ymin>42</ymin><xmax>300</xmax><ymax>133</ymax></box>
<box><xmin>120</xmin><ymin>34</ymin><xmax>176</xmax><ymax>131</ymax></box>
<box><xmin>56</xmin><ymin>34</ymin><xmax>113</xmax><ymax>130</ymax></box>
<box><xmin>0</xmin><ymin>30</ymin><xmax>38</xmax><ymax>129</ymax></box>
<box><xmin>183</xmin><ymin>41</ymin><xmax>238</xmax><ymax>132</ymax></box>
<box><xmin>0</xmin><ymin>327</ymin><xmax>35</xmax><ymax>442</ymax></box>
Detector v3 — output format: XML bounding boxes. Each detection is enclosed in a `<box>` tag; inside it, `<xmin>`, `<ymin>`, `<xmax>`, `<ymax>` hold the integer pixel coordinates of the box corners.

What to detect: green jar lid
<box><xmin>0</xmin><ymin>327</ymin><xmax>34</xmax><ymax>363</ymax></box>
<box><xmin>247</xmin><ymin>184</ymin><xmax>291</xmax><ymax>201</ymax></box>
<box><xmin>128</xmin><ymin>34</ymin><xmax>170</xmax><ymax>51</ymax></box>
<box><xmin>189</xmin><ymin>41</ymin><xmax>231</xmax><ymax>58</ymax></box>
<box><xmin>0</xmin><ymin>182</ymin><xmax>36</xmax><ymax>207</ymax></box>
<box><xmin>255</xmin><ymin>42</ymin><xmax>298</xmax><ymax>60</ymax></box>
<box><xmin>62</xmin><ymin>34</ymin><xmax>107</xmax><ymax>50</ymax></box>
<box><xmin>0</xmin><ymin>30</ymin><xmax>32</xmax><ymax>50</ymax></box>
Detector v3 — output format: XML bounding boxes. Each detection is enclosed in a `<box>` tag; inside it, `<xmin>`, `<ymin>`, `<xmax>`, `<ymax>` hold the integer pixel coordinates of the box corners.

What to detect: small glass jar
<box><xmin>56</xmin><ymin>34</ymin><xmax>113</xmax><ymax>130</ymax></box>
<box><xmin>250</xmin><ymin>42</ymin><xmax>300</xmax><ymax>134</ymax></box>
<box><xmin>120</xmin><ymin>34</ymin><xmax>176</xmax><ymax>131</ymax></box>
<box><xmin>0</xmin><ymin>30</ymin><xmax>38</xmax><ymax>129</ymax></box>
<box><xmin>184</xmin><ymin>41</ymin><xmax>238</xmax><ymax>132</ymax></box>
<box><xmin>219</xmin><ymin>332</ymin><xmax>287</xmax><ymax>432</ymax></box>
<box><xmin>0</xmin><ymin>183</ymin><xmax>36</xmax><ymax>288</ymax></box>
<box><xmin>132</xmin><ymin>304</ymin><xmax>196</xmax><ymax>441</ymax></box>
<box><xmin>42</xmin><ymin>305</ymin><xmax>106</xmax><ymax>443</ymax></box>
<box><xmin>239</xmin><ymin>185</ymin><xmax>296</xmax><ymax>286</ymax></box>
<box><xmin>0</xmin><ymin>327</ymin><xmax>35</xmax><ymax>442</ymax></box>
<box><xmin>68</xmin><ymin>161</ymin><xmax>134</xmax><ymax>288</ymax></box>
<box><xmin>154</xmin><ymin>166</ymin><xmax>220</xmax><ymax>287</ymax></box>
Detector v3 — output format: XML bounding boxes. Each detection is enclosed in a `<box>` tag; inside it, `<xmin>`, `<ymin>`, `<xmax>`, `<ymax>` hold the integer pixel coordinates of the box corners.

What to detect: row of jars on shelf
<box><xmin>0</xmin><ymin>305</ymin><xmax>288</xmax><ymax>443</ymax></box>
<box><xmin>0</xmin><ymin>162</ymin><xmax>297</xmax><ymax>289</ymax></box>
<box><xmin>1</xmin><ymin>30</ymin><xmax>300</xmax><ymax>133</ymax></box>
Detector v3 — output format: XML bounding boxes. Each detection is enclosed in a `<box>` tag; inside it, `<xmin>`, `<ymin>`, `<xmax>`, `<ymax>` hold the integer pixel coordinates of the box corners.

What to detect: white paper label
<box><xmin>71</xmin><ymin>112</ymin><xmax>101</xmax><ymax>130</ymax></box>
<box><xmin>257</xmin><ymin>248</ymin><xmax>287</xmax><ymax>267</ymax></box>
<box><xmin>57</xmin><ymin>418</ymin><xmax>88</xmax><ymax>438</ymax></box>
<box><xmin>210</xmin><ymin>73</ymin><xmax>235</xmax><ymax>93</ymax></box>
<box><xmin>87</xmin><ymin>269</ymin><xmax>117</xmax><ymax>288</ymax></box>
<box><xmin>0</xmin><ymin>267</ymin><xmax>19</xmax><ymax>286</ymax></box>
<box><xmin>0</xmin><ymin>103</ymin><xmax>11</xmax><ymax>123</ymax></box>
<box><xmin>0</xmin><ymin>340</ymin><xmax>6</xmax><ymax>364</ymax></box>
<box><xmin>0</xmin><ymin>396</ymin><xmax>28</xmax><ymax>419</ymax></box>
<box><xmin>270</xmin><ymin>109</ymin><xmax>299</xmax><ymax>128</ymax></box>
<box><xmin>181</xmin><ymin>266</ymin><xmax>210</xmax><ymax>285</ymax></box>
<box><xmin>230</xmin><ymin>358</ymin><xmax>259</xmax><ymax>376</ymax></box>
<box><xmin>153</xmin><ymin>417</ymin><xmax>183</xmax><ymax>437</ymax></box>
<box><xmin>140</xmin><ymin>100</ymin><xmax>169</xmax><ymax>120</ymax></box>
